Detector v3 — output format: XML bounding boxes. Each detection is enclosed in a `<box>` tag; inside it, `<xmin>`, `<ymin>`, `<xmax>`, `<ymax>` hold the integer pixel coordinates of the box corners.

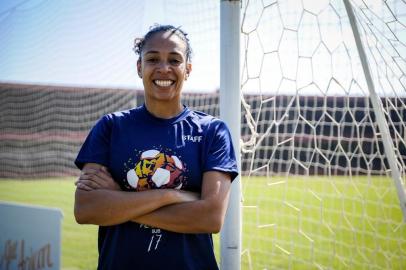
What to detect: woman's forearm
<box><xmin>133</xmin><ymin>171</ymin><xmax>232</xmax><ymax>234</ymax></box>
<box><xmin>133</xmin><ymin>198</ymin><xmax>226</xmax><ymax>233</ymax></box>
<box><xmin>74</xmin><ymin>163</ymin><xmax>199</xmax><ymax>226</ymax></box>
<box><xmin>74</xmin><ymin>188</ymin><xmax>196</xmax><ymax>226</ymax></box>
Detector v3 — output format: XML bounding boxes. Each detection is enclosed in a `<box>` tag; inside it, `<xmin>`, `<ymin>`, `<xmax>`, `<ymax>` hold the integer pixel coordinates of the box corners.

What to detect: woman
<box><xmin>74</xmin><ymin>24</ymin><xmax>238</xmax><ymax>270</ymax></box>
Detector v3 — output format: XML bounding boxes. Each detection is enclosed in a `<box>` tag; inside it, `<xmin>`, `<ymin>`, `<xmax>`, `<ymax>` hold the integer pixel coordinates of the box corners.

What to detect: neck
<box><xmin>144</xmin><ymin>99</ymin><xmax>183</xmax><ymax>119</ymax></box>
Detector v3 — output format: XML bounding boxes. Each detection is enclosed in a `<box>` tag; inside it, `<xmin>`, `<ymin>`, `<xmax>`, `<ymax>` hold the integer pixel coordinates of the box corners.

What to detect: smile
<box><xmin>154</xmin><ymin>80</ymin><xmax>174</xmax><ymax>87</ymax></box>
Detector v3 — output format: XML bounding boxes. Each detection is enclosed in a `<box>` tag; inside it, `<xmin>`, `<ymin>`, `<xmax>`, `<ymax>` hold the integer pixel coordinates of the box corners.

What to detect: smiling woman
<box><xmin>73</xmin><ymin>24</ymin><xmax>238</xmax><ymax>270</ymax></box>
<box><xmin>134</xmin><ymin>25</ymin><xmax>192</xmax><ymax>118</ymax></box>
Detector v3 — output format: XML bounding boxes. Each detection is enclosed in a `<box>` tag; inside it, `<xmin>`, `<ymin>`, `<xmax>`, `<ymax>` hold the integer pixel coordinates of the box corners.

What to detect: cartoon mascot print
<box><xmin>126</xmin><ymin>149</ymin><xmax>186</xmax><ymax>191</ymax></box>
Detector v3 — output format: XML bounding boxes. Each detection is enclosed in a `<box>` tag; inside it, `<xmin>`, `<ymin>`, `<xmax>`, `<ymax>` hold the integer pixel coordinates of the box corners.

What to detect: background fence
<box><xmin>1</xmin><ymin>82</ymin><xmax>405</xmax><ymax>178</ymax></box>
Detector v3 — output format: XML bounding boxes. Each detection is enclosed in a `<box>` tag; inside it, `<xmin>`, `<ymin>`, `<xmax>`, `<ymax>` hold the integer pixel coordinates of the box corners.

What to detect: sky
<box><xmin>0</xmin><ymin>0</ymin><xmax>405</xmax><ymax>96</ymax></box>
<box><xmin>0</xmin><ymin>0</ymin><xmax>220</xmax><ymax>92</ymax></box>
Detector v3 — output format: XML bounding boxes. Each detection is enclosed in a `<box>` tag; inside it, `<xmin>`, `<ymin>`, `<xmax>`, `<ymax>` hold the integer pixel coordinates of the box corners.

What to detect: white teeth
<box><xmin>154</xmin><ymin>80</ymin><xmax>173</xmax><ymax>87</ymax></box>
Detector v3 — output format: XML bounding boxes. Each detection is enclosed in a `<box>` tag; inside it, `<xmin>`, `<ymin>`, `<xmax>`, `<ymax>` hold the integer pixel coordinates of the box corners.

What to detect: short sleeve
<box><xmin>203</xmin><ymin>120</ymin><xmax>239</xmax><ymax>181</ymax></box>
<box><xmin>75</xmin><ymin>115</ymin><xmax>112</xmax><ymax>170</ymax></box>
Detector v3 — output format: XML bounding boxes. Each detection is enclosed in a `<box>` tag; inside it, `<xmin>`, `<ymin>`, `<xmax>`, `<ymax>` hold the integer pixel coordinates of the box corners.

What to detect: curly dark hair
<box><xmin>133</xmin><ymin>24</ymin><xmax>192</xmax><ymax>63</ymax></box>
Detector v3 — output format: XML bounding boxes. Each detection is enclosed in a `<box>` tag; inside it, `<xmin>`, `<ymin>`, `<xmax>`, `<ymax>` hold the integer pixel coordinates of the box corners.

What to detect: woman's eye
<box><xmin>146</xmin><ymin>58</ymin><xmax>158</xmax><ymax>63</ymax></box>
<box><xmin>170</xmin><ymin>59</ymin><xmax>181</xmax><ymax>65</ymax></box>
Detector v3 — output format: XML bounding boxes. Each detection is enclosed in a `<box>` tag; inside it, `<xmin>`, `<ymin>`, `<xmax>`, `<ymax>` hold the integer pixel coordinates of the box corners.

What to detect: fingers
<box><xmin>81</xmin><ymin>167</ymin><xmax>111</xmax><ymax>184</ymax></box>
<box><xmin>76</xmin><ymin>166</ymin><xmax>120</xmax><ymax>191</ymax></box>
<box><xmin>100</xmin><ymin>166</ymin><xmax>112</xmax><ymax>176</ymax></box>
<box><xmin>98</xmin><ymin>167</ymin><xmax>121</xmax><ymax>190</ymax></box>
<box><xmin>75</xmin><ymin>180</ymin><xmax>97</xmax><ymax>191</ymax></box>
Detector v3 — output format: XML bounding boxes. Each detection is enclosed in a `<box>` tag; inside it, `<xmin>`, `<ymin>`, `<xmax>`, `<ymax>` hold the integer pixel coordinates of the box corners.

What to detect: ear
<box><xmin>137</xmin><ymin>60</ymin><xmax>142</xmax><ymax>78</ymax></box>
<box><xmin>185</xmin><ymin>63</ymin><xmax>192</xmax><ymax>80</ymax></box>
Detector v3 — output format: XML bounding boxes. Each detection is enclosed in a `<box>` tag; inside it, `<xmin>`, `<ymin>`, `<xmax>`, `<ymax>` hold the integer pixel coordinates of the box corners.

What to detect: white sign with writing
<box><xmin>0</xmin><ymin>202</ymin><xmax>63</xmax><ymax>270</ymax></box>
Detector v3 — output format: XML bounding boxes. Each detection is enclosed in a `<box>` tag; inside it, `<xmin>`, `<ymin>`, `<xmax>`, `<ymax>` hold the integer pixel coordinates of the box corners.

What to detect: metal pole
<box><xmin>220</xmin><ymin>0</ymin><xmax>242</xmax><ymax>269</ymax></box>
<box><xmin>343</xmin><ymin>0</ymin><xmax>406</xmax><ymax>221</ymax></box>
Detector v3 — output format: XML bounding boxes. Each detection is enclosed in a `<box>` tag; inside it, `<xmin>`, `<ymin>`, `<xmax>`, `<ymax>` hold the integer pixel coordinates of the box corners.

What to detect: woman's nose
<box><xmin>157</xmin><ymin>61</ymin><xmax>170</xmax><ymax>73</ymax></box>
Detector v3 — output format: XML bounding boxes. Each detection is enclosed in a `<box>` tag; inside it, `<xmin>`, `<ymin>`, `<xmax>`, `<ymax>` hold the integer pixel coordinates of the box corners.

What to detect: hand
<box><xmin>75</xmin><ymin>166</ymin><xmax>121</xmax><ymax>191</ymax></box>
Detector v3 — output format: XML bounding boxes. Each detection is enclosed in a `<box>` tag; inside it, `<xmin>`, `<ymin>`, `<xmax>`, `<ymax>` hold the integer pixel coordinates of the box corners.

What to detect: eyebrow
<box><xmin>143</xmin><ymin>50</ymin><xmax>183</xmax><ymax>57</ymax></box>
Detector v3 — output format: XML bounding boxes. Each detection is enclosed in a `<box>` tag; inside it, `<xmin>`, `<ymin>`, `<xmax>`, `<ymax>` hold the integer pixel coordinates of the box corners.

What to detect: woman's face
<box><xmin>137</xmin><ymin>31</ymin><xmax>191</xmax><ymax>104</ymax></box>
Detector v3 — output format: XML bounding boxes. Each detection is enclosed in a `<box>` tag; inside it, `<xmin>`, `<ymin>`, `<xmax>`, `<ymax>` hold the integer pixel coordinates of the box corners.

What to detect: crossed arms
<box><xmin>74</xmin><ymin>163</ymin><xmax>232</xmax><ymax>233</ymax></box>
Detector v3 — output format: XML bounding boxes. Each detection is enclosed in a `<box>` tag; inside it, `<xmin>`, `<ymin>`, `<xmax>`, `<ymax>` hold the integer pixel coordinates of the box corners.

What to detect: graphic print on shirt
<box><xmin>124</xmin><ymin>148</ymin><xmax>187</xmax><ymax>191</ymax></box>
<box><xmin>140</xmin><ymin>224</ymin><xmax>163</xmax><ymax>252</ymax></box>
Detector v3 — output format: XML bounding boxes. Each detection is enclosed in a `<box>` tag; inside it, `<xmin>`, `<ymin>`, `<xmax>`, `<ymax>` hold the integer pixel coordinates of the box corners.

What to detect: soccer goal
<box><xmin>221</xmin><ymin>0</ymin><xmax>406</xmax><ymax>269</ymax></box>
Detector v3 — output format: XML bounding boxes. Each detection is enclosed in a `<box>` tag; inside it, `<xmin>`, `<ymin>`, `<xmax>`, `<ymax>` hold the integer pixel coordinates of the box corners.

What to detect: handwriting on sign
<box><xmin>0</xmin><ymin>240</ymin><xmax>53</xmax><ymax>270</ymax></box>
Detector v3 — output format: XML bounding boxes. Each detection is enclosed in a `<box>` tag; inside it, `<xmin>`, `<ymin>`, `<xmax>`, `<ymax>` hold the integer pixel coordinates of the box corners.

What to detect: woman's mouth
<box><xmin>154</xmin><ymin>80</ymin><xmax>174</xmax><ymax>87</ymax></box>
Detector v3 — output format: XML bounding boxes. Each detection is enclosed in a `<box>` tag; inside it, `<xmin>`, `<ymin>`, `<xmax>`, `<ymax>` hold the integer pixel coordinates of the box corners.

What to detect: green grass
<box><xmin>0</xmin><ymin>176</ymin><xmax>405</xmax><ymax>269</ymax></box>
<box><xmin>239</xmin><ymin>176</ymin><xmax>406</xmax><ymax>270</ymax></box>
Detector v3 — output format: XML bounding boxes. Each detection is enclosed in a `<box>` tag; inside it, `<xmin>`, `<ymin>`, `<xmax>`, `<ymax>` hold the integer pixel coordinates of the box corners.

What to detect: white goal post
<box><xmin>220</xmin><ymin>1</ymin><xmax>242</xmax><ymax>270</ymax></box>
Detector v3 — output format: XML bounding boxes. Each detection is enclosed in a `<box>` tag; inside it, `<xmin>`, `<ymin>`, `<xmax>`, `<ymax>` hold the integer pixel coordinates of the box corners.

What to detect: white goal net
<box><xmin>240</xmin><ymin>0</ymin><xmax>406</xmax><ymax>269</ymax></box>
<box><xmin>0</xmin><ymin>0</ymin><xmax>405</xmax><ymax>269</ymax></box>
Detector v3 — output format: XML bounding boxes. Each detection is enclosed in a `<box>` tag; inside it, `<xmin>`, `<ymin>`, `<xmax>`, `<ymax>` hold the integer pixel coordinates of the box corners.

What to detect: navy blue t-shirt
<box><xmin>75</xmin><ymin>104</ymin><xmax>238</xmax><ymax>270</ymax></box>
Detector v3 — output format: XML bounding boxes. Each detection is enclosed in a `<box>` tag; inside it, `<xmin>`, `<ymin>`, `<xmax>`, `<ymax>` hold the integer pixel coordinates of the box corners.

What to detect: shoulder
<box><xmin>187</xmin><ymin>109</ymin><xmax>227</xmax><ymax>129</ymax></box>
<box><xmin>189</xmin><ymin>110</ymin><xmax>224</xmax><ymax>125</ymax></box>
<box><xmin>98</xmin><ymin>106</ymin><xmax>141</xmax><ymax>124</ymax></box>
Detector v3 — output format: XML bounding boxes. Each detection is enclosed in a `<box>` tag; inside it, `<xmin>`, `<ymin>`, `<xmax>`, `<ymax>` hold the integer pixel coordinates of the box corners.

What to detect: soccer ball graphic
<box><xmin>126</xmin><ymin>149</ymin><xmax>186</xmax><ymax>191</ymax></box>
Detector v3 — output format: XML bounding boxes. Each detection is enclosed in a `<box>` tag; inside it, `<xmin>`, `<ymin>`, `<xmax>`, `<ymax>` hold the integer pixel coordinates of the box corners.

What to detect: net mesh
<box><xmin>1</xmin><ymin>0</ymin><xmax>406</xmax><ymax>269</ymax></box>
<box><xmin>240</xmin><ymin>0</ymin><xmax>406</xmax><ymax>269</ymax></box>
<box><xmin>0</xmin><ymin>83</ymin><xmax>222</xmax><ymax>178</ymax></box>
<box><xmin>0</xmin><ymin>84</ymin><xmax>138</xmax><ymax>177</ymax></box>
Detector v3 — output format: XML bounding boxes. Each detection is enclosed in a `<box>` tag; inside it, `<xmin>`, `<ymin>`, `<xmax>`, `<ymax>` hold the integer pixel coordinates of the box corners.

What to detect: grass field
<box><xmin>0</xmin><ymin>176</ymin><xmax>405</xmax><ymax>269</ymax></box>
